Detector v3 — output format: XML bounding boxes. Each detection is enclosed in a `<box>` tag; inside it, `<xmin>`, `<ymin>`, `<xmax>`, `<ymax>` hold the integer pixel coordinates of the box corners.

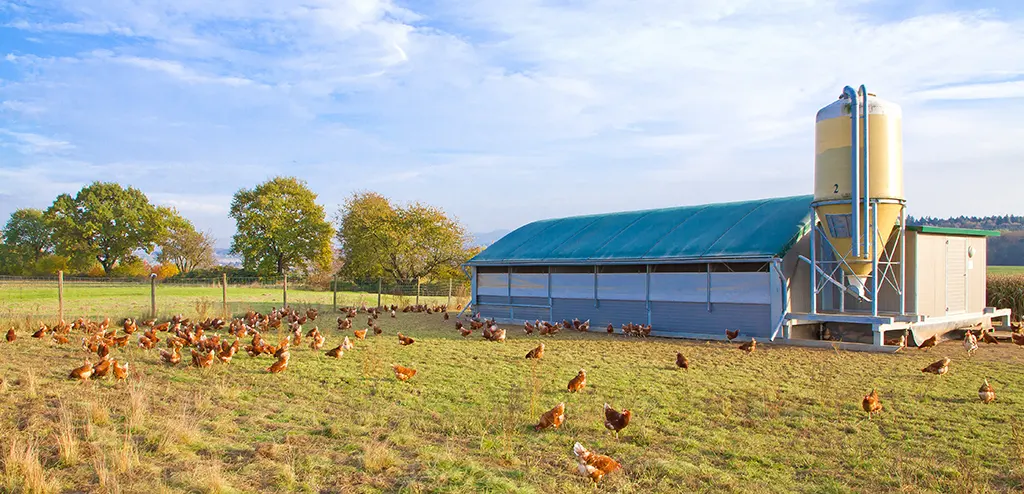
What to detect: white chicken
<box><xmin>963</xmin><ymin>329</ymin><xmax>978</xmax><ymax>356</ymax></box>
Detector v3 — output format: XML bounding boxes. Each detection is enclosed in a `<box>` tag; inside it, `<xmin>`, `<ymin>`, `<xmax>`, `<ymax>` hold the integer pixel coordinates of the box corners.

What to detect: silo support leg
<box><xmin>873</xmin><ymin>325</ymin><xmax>884</xmax><ymax>346</ymax></box>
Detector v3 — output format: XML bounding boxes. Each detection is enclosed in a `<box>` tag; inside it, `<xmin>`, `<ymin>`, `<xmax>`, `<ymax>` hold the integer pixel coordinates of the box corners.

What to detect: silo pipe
<box><xmin>860</xmin><ymin>84</ymin><xmax>870</xmax><ymax>257</ymax></box>
<box><xmin>843</xmin><ymin>85</ymin><xmax>861</xmax><ymax>258</ymax></box>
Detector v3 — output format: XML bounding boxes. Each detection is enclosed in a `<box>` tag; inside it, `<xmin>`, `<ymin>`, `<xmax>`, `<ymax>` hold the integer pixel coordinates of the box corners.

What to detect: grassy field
<box><xmin>1</xmin><ymin>306</ymin><xmax>1023</xmax><ymax>493</ymax></box>
<box><xmin>989</xmin><ymin>266</ymin><xmax>1024</xmax><ymax>275</ymax></box>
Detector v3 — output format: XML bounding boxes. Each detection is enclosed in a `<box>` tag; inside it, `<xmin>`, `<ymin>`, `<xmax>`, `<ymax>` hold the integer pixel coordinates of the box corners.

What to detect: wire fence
<box><xmin>0</xmin><ymin>273</ymin><xmax>471</xmax><ymax>323</ymax></box>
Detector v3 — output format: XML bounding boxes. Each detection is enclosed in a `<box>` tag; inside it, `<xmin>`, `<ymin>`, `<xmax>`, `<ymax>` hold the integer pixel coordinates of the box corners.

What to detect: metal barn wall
<box><xmin>651</xmin><ymin>302</ymin><xmax>772</xmax><ymax>338</ymax></box>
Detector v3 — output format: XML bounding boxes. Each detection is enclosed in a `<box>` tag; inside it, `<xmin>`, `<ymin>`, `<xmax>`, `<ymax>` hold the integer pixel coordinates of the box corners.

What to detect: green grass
<box><xmin>989</xmin><ymin>266</ymin><xmax>1024</xmax><ymax>275</ymax></box>
<box><xmin>1</xmin><ymin>306</ymin><xmax>1023</xmax><ymax>493</ymax></box>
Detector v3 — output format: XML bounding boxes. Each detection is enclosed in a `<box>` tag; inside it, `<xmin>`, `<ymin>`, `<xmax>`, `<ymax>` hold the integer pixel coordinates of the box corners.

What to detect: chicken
<box><xmin>455</xmin><ymin>321</ymin><xmax>464</xmax><ymax>331</ymax></box>
<box><xmin>92</xmin><ymin>357</ymin><xmax>112</xmax><ymax>378</ymax></box>
<box><xmin>491</xmin><ymin>328</ymin><xmax>506</xmax><ymax>342</ymax></box>
<box><xmin>326</xmin><ymin>345</ymin><xmax>344</xmax><ymax>358</ymax></box>
<box><xmin>738</xmin><ymin>338</ymin><xmax>756</xmax><ymax>353</ymax></box>
<box><xmin>675</xmin><ymin>352</ymin><xmax>689</xmax><ymax>369</ymax></box>
<box><xmin>862</xmin><ymin>389</ymin><xmax>882</xmax><ymax>418</ymax></box>
<box><xmin>112</xmin><ymin>360</ymin><xmax>128</xmax><ymax>380</ymax></box>
<box><xmin>603</xmin><ymin>403</ymin><xmax>631</xmax><ymax>438</ymax></box>
<box><xmin>69</xmin><ymin>361</ymin><xmax>94</xmax><ymax>380</ymax></box>
<box><xmin>1012</xmin><ymin>332</ymin><xmax>1024</xmax><ymax>346</ymax></box>
<box><xmin>460</xmin><ymin>327</ymin><xmax>473</xmax><ymax>338</ymax></box>
<box><xmin>979</xmin><ymin>378</ymin><xmax>995</xmax><ymax>403</ymax></box>
<box><xmin>392</xmin><ymin>364</ymin><xmax>417</xmax><ymax>382</ymax></box>
<box><xmin>390</xmin><ymin>309</ymin><xmax>396</xmax><ymax>318</ymax></box>
<box><xmin>526</xmin><ymin>343</ymin><xmax>545</xmax><ymax>359</ymax></box>
<box><xmin>310</xmin><ymin>332</ymin><xmax>325</xmax><ymax>350</ymax></box>
<box><xmin>524</xmin><ymin>321</ymin><xmax>535</xmax><ymax>334</ymax></box>
<box><xmin>31</xmin><ymin>326</ymin><xmax>46</xmax><ymax>338</ymax></box>
<box><xmin>160</xmin><ymin>346</ymin><xmax>182</xmax><ymax>365</ymax></box>
<box><xmin>981</xmin><ymin>329</ymin><xmax>999</xmax><ymax>344</ymax></box>
<box><xmin>397</xmin><ymin>333</ymin><xmax>415</xmax><ymax>346</ymax></box>
<box><xmin>354</xmin><ymin>329</ymin><xmax>367</xmax><ymax>340</ymax></box>
<box><xmin>218</xmin><ymin>340</ymin><xmax>240</xmax><ymax>363</ymax></box>
<box><xmin>884</xmin><ymin>333</ymin><xmax>907</xmax><ymax>351</ymax></box>
<box><xmin>606</xmin><ymin>323</ymin><xmax>614</xmax><ymax>334</ymax></box>
<box><xmin>573</xmin><ymin>442</ymin><xmax>620</xmax><ymax>483</ymax></box>
<box><xmin>534</xmin><ymin>402</ymin><xmax>565</xmax><ymax>431</ymax></box>
<box><xmin>577</xmin><ymin>319</ymin><xmax>590</xmax><ymax>332</ymax></box>
<box><xmin>191</xmin><ymin>349</ymin><xmax>214</xmax><ymax>369</ymax></box>
<box><xmin>567</xmin><ymin>369</ymin><xmax>587</xmax><ymax>393</ymax></box>
<box><xmin>373</xmin><ymin>325</ymin><xmax>382</xmax><ymax>336</ymax></box>
<box><xmin>341</xmin><ymin>336</ymin><xmax>354</xmax><ymax>351</ymax></box>
<box><xmin>921</xmin><ymin>357</ymin><xmax>951</xmax><ymax>375</ymax></box>
<box><xmin>918</xmin><ymin>334</ymin><xmax>938</xmax><ymax>350</ymax></box>
<box><xmin>443</xmin><ymin>312</ymin><xmax>449</xmax><ymax>320</ymax></box>
<box><xmin>963</xmin><ymin>330</ymin><xmax>978</xmax><ymax>356</ymax></box>
<box><xmin>725</xmin><ymin>329</ymin><xmax>739</xmax><ymax>341</ymax></box>
<box><xmin>5</xmin><ymin>328</ymin><xmax>15</xmax><ymax>343</ymax></box>
<box><xmin>268</xmin><ymin>352</ymin><xmax>290</xmax><ymax>373</ymax></box>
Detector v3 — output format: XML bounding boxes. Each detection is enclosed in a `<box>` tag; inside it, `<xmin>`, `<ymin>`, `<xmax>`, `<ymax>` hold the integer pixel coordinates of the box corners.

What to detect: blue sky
<box><xmin>1</xmin><ymin>0</ymin><xmax>1023</xmax><ymax>247</ymax></box>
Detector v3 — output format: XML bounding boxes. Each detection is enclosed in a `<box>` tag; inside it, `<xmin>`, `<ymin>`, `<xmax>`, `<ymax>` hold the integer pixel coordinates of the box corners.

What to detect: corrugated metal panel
<box><xmin>552</xmin><ymin>298</ymin><xmax>600</xmax><ymax>324</ymax></box>
<box><xmin>551</xmin><ymin>273</ymin><xmax>594</xmax><ymax>299</ymax></box>
<box><xmin>710</xmin><ymin>273</ymin><xmax>769</xmax><ymax>304</ymax></box>
<box><xmin>510</xmin><ymin>273</ymin><xmax>548</xmax><ymax>297</ymax></box>
<box><xmin>946</xmin><ymin>237</ymin><xmax>967</xmax><ymax>315</ymax></box>
<box><xmin>467</xmin><ymin>195</ymin><xmax>813</xmax><ymax>265</ymax></box>
<box><xmin>595</xmin><ymin>300</ymin><xmax>649</xmax><ymax>327</ymax></box>
<box><xmin>514</xmin><ymin>307</ymin><xmax>550</xmax><ymax>321</ymax></box>
<box><xmin>649</xmin><ymin>273</ymin><xmax>706</xmax><ymax>302</ymax></box>
<box><xmin>650</xmin><ymin>301</ymin><xmax>770</xmax><ymax>338</ymax></box>
<box><xmin>477</xmin><ymin>273</ymin><xmax>508</xmax><ymax>296</ymax></box>
<box><xmin>477</xmin><ymin>295</ymin><xmax>510</xmax><ymax>305</ymax></box>
<box><xmin>597</xmin><ymin>273</ymin><xmax>646</xmax><ymax>301</ymax></box>
<box><xmin>511</xmin><ymin>296</ymin><xmax>548</xmax><ymax>306</ymax></box>
<box><xmin>478</xmin><ymin>304</ymin><xmax>511</xmax><ymax>320</ymax></box>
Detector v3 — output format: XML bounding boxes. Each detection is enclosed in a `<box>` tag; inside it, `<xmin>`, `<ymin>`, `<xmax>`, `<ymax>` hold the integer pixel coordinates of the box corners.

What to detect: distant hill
<box><xmin>907</xmin><ymin>215</ymin><xmax>1024</xmax><ymax>266</ymax></box>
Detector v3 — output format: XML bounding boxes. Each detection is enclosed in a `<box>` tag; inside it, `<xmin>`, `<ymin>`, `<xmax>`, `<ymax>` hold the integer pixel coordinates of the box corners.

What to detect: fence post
<box><xmin>222</xmin><ymin>272</ymin><xmax>228</xmax><ymax>317</ymax></box>
<box><xmin>283</xmin><ymin>274</ymin><xmax>288</xmax><ymax>308</ymax></box>
<box><xmin>377</xmin><ymin>278</ymin><xmax>382</xmax><ymax>309</ymax></box>
<box><xmin>333</xmin><ymin>275</ymin><xmax>338</xmax><ymax>311</ymax></box>
<box><xmin>416</xmin><ymin>277</ymin><xmax>421</xmax><ymax>306</ymax></box>
<box><xmin>58</xmin><ymin>270</ymin><xmax>64</xmax><ymax>322</ymax></box>
<box><xmin>150</xmin><ymin>273</ymin><xmax>157</xmax><ymax>319</ymax></box>
<box><xmin>447</xmin><ymin>278</ymin><xmax>452</xmax><ymax>308</ymax></box>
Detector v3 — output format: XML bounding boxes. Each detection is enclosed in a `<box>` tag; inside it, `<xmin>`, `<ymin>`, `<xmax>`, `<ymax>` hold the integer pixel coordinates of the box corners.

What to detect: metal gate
<box><xmin>945</xmin><ymin>237</ymin><xmax>967</xmax><ymax>315</ymax></box>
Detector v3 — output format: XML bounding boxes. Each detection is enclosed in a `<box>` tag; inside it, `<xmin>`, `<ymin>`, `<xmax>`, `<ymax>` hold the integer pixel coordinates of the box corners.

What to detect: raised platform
<box><xmin>784</xmin><ymin>308</ymin><xmax>1012</xmax><ymax>347</ymax></box>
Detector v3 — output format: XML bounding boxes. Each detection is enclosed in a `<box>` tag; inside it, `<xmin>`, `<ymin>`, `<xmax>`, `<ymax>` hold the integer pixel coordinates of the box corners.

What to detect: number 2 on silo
<box><xmin>833</xmin><ymin>184</ymin><xmax>839</xmax><ymax>193</ymax></box>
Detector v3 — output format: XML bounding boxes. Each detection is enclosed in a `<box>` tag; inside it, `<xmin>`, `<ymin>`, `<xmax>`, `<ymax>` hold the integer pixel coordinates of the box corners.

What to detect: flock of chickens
<box><xmin>4</xmin><ymin>305</ymin><xmax>1022</xmax><ymax>484</ymax></box>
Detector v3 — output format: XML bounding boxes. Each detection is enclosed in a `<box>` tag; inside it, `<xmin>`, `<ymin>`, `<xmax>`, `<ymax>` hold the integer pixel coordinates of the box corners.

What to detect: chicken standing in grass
<box><xmin>963</xmin><ymin>330</ymin><xmax>978</xmax><ymax>356</ymax></box>
<box><xmin>567</xmin><ymin>369</ymin><xmax>587</xmax><ymax>393</ymax></box>
<box><xmin>268</xmin><ymin>352</ymin><xmax>290</xmax><ymax>373</ymax></box>
<box><xmin>676</xmin><ymin>352</ymin><xmax>689</xmax><ymax>369</ymax></box>
<box><xmin>326</xmin><ymin>345</ymin><xmax>344</xmax><ymax>358</ymax></box>
<box><xmin>69</xmin><ymin>361</ymin><xmax>93</xmax><ymax>380</ymax></box>
<box><xmin>526</xmin><ymin>343</ymin><xmax>545</xmax><ymax>359</ymax></box>
<box><xmin>979</xmin><ymin>379</ymin><xmax>995</xmax><ymax>403</ymax></box>
<box><xmin>981</xmin><ymin>329</ymin><xmax>999</xmax><ymax>344</ymax></box>
<box><xmin>738</xmin><ymin>338</ymin><xmax>756</xmax><ymax>353</ymax></box>
<box><xmin>604</xmin><ymin>404</ymin><xmax>631</xmax><ymax>438</ymax></box>
<box><xmin>921</xmin><ymin>357</ymin><xmax>951</xmax><ymax>375</ymax></box>
<box><xmin>534</xmin><ymin>402</ymin><xmax>565</xmax><ymax>431</ymax></box>
<box><xmin>573</xmin><ymin>442</ymin><xmax>620</xmax><ymax>483</ymax></box>
<box><xmin>918</xmin><ymin>334</ymin><xmax>938</xmax><ymax>351</ymax></box>
<box><xmin>5</xmin><ymin>328</ymin><xmax>15</xmax><ymax>343</ymax></box>
<box><xmin>398</xmin><ymin>333</ymin><xmax>415</xmax><ymax>346</ymax></box>
<box><xmin>862</xmin><ymin>389</ymin><xmax>882</xmax><ymax>418</ymax></box>
<box><xmin>725</xmin><ymin>329</ymin><xmax>739</xmax><ymax>341</ymax></box>
<box><xmin>392</xmin><ymin>364</ymin><xmax>417</xmax><ymax>381</ymax></box>
<box><xmin>112</xmin><ymin>360</ymin><xmax>129</xmax><ymax>380</ymax></box>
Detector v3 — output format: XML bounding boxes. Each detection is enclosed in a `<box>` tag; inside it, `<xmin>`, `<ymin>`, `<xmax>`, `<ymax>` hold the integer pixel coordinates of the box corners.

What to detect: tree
<box><xmin>44</xmin><ymin>182</ymin><xmax>166</xmax><ymax>275</ymax></box>
<box><xmin>229</xmin><ymin>176</ymin><xmax>334</xmax><ymax>276</ymax></box>
<box><xmin>158</xmin><ymin>211</ymin><xmax>216</xmax><ymax>274</ymax></box>
<box><xmin>1</xmin><ymin>208</ymin><xmax>53</xmax><ymax>265</ymax></box>
<box><xmin>337</xmin><ymin>191</ymin><xmax>470</xmax><ymax>283</ymax></box>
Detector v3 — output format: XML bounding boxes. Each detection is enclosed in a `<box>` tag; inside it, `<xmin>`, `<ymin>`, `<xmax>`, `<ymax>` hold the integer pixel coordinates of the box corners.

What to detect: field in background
<box><xmin>1</xmin><ymin>308</ymin><xmax>1023</xmax><ymax>492</ymax></box>
<box><xmin>989</xmin><ymin>266</ymin><xmax>1024</xmax><ymax>275</ymax></box>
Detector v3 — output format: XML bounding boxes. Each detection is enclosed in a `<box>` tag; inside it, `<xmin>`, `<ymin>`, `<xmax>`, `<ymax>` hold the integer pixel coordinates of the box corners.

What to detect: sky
<box><xmin>1</xmin><ymin>0</ymin><xmax>1023</xmax><ymax>248</ymax></box>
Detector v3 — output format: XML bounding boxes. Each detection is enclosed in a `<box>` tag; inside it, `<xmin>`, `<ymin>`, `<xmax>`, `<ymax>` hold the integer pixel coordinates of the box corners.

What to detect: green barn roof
<box><xmin>467</xmin><ymin>195</ymin><xmax>815</xmax><ymax>266</ymax></box>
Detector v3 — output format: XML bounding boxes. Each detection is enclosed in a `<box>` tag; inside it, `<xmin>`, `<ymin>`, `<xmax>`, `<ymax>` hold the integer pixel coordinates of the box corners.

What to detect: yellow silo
<box><xmin>813</xmin><ymin>87</ymin><xmax>903</xmax><ymax>295</ymax></box>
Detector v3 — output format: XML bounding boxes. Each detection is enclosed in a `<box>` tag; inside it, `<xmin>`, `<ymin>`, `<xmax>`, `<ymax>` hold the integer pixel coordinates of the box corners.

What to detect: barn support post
<box><xmin>593</xmin><ymin>266</ymin><xmax>599</xmax><ymax>309</ymax></box>
<box><xmin>547</xmin><ymin>269</ymin><xmax>553</xmax><ymax>322</ymax></box>
<box><xmin>871</xmin><ymin>203</ymin><xmax>879</xmax><ymax>317</ymax></box>
<box><xmin>810</xmin><ymin>221</ymin><xmax>818</xmax><ymax>314</ymax></box>
<box><xmin>705</xmin><ymin>263</ymin><xmax>712</xmax><ymax>313</ymax></box>
<box><xmin>645</xmin><ymin>264</ymin><xmax>652</xmax><ymax>327</ymax></box>
<box><xmin>507</xmin><ymin>268</ymin><xmax>513</xmax><ymax>320</ymax></box>
<box><xmin>57</xmin><ymin>270</ymin><xmax>64</xmax><ymax>323</ymax></box>
<box><xmin>899</xmin><ymin>203</ymin><xmax>906</xmax><ymax>315</ymax></box>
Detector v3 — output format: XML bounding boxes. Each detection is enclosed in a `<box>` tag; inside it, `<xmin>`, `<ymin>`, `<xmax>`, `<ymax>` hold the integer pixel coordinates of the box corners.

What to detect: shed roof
<box><xmin>467</xmin><ymin>195</ymin><xmax>814</xmax><ymax>266</ymax></box>
<box><xmin>907</xmin><ymin>226</ymin><xmax>1001</xmax><ymax>237</ymax></box>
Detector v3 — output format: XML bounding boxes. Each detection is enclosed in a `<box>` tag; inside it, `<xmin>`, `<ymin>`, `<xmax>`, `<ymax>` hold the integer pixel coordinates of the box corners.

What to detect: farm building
<box><xmin>463</xmin><ymin>196</ymin><xmax>1005</xmax><ymax>349</ymax></box>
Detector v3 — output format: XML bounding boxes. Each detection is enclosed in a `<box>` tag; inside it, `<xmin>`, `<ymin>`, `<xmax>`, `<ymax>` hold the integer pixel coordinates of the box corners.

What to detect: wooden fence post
<box><xmin>222</xmin><ymin>272</ymin><xmax>228</xmax><ymax>317</ymax></box>
<box><xmin>150</xmin><ymin>273</ymin><xmax>157</xmax><ymax>319</ymax></box>
<box><xmin>283</xmin><ymin>274</ymin><xmax>288</xmax><ymax>308</ymax></box>
<box><xmin>447</xmin><ymin>278</ymin><xmax>453</xmax><ymax>308</ymax></box>
<box><xmin>416</xmin><ymin>278</ymin><xmax>421</xmax><ymax>306</ymax></box>
<box><xmin>332</xmin><ymin>275</ymin><xmax>338</xmax><ymax>311</ymax></box>
<box><xmin>58</xmin><ymin>270</ymin><xmax>64</xmax><ymax>322</ymax></box>
<box><xmin>377</xmin><ymin>278</ymin><xmax>382</xmax><ymax>309</ymax></box>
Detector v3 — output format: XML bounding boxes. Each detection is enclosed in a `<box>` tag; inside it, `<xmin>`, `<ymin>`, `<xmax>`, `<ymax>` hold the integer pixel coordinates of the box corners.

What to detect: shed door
<box><xmin>945</xmin><ymin>237</ymin><xmax>967</xmax><ymax>315</ymax></box>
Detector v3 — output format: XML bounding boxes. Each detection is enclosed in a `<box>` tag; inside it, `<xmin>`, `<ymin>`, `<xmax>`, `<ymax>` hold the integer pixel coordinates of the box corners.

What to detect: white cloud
<box><xmin>0</xmin><ymin>130</ymin><xmax>75</xmax><ymax>154</ymax></box>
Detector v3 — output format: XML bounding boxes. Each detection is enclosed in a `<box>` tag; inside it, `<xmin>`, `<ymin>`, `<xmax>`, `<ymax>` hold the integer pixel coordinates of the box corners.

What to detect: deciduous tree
<box><xmin>1</xmin><ymin>208</ymin><xmax>53</xmax><ymax>265</ymax></box>
<box><xmin>229</xmin><ymin>176</ymin><xmax>334</xmax><ymax>276</ymax></box>
<box><xmin>44</xmin><ymin>182</ymin><xmax>166</xmax><ymax>275</ymax></box>
<box><xmin>158</xmin><ymin>211</ymin><xmax>216</xmax><ymax>274</ymax></box>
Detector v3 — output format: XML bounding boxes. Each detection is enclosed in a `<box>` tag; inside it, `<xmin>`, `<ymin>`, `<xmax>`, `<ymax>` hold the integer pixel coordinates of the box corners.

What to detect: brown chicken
<box><xmin>268</xmin><ymin>352</ymin><xmax>290</xmax><ymax>373</ymax></box>
<box><xmin>979</xmin><ymin>378</ymin><xmax>995</xmax><ymax>403</ymax></box>
<box><xmin>981</xmin><ymin>329</ymin><xmax>999</xmax><ymax>344</ymax></box>
<box><xmin>5</xmin><ymin>328</ymin><xmax>15</xmax><ymax>343</ymax></box>
<box><xmin>92</xmin><ymin>357</ymin><xmax>112</xmax><ymax>378</ymax></box>
<box><xmin>725</xmin><ymin>329</ymin><xmax>739</xmax><ymax>341</ymax></box>
<box><xmin>862</xmin><ymin>389</ymin><xmax>882</xmax><ymax>418</ymax></box>
<box><xmin>676</xmin><ymin>352</ymin><xmax>689</xmax><ymax>369</ymax></box>
<box><xmin>398</xmin><ymin>333</ymin><xmax>415</xmax><ymax>346</ymax></box>
<box><xmin>534</xmin><ymin>402</ymin><xmax>565</xmax><ymax>431</ymax></box>
<box><xmin>526</xmin><ymin>343</ymin><xmax>545</xmax><ymax>359</ymax></box>
<box><xmin>191</xmin><ymin>349</ymin><xmax>214</xmax><ymax>369</ymax></box>
<box><xmin>460</xmin><ymin>328</ymin><xmax>473</xmax><ymax>337</ymax></box>
<box><xmin>443</xmin><ymin>312</ymin><xmax>449</xmax><ymax>320</ymax></box>
<box><xmin>573</xmin><ymin>442</ymin><xmax>620</xmax><ymax>483</ymax></box>
<box><xmin>567</xmin><ymin>369</ymin><xmax>587</xmax><ymax>393</ymax></box>
<box><xmin>884</xmin><ymin>333</ymin><xmax>907</xmax><ymax>351</ymax></box>
<box><xmin>31</xmin><ymin>326</ymin><xmax>46</xmax><ymax>338</ymax></box>
<box><xmin>604</xmin><ymin>403</ymin><xmax>631</xmax><ymax>438</ymax></box>
<box><xmin>310</xmin><ymin>332</ymin><xmax>325</xmax><ymax>350</ymax></box>
<box><xmin>392</xmin><ymin>364</ymin><xmax>417</xmax><ymax>381</ymax></box>
<box><xmin>160</xmin><ymin>345</ymin><xmax>182</xmax><ymax>365</ymax></box>
<box><xmin>918</xmin><ymin>334</ymin><xmax>938</xmax><ymax>350</ymax></box>
<box><xmin>606</xmin><ymin>323</ymin><xmax>614</xmax><ymax>334</ymax></box>
<box><xmin>112</xmin><ymin>360</ymin><xmax>129</xmax><ymax>380</ymax></box>
<box><xmin>69</xmin><ymin>361</ymin><xmax>94</xmax><ymax>380</ymax></box>
<box><xmin>524</xmin><ymin>321</ymin><xmax>535</xmax><ymax>334</ymax></box>
<box><xmin>738</xmin><ymin>338</ymin><xmax>756</xmax><ymax>353</ymax></box>
<box><xmin>354</xmin><ymin>329</ymin><xmax>367</xmax><ymax>340</ymax></box>
<box><xmin>1012</xmin><ymin>332</ymin><xmax>1024</xmax><ymax>346</ymax></box>
<box><xmin>921</xmin><ymin>357</ymin><xmax>951</xmax><ymax>375</ymax></box>
<box><xmin>326</xmin><ymin>345</ymin><xmax>344</xmax><ymax>358</ymax></box>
